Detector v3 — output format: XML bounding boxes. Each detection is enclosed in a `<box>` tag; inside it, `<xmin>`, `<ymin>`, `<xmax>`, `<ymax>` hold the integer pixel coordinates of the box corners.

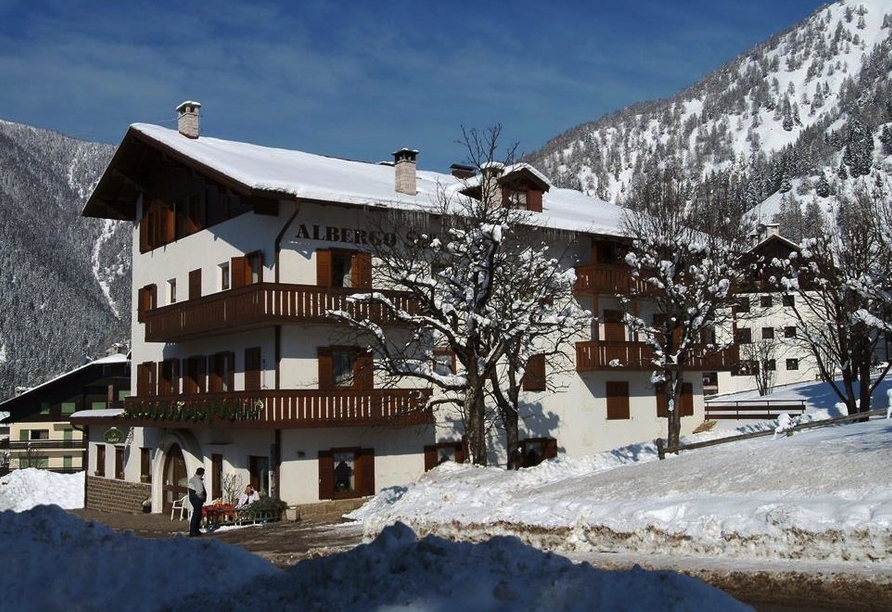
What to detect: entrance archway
<box><xmin>162</xmin><ymin>444</ymin><xmax>188</xmax><ymax>514</ymax></box>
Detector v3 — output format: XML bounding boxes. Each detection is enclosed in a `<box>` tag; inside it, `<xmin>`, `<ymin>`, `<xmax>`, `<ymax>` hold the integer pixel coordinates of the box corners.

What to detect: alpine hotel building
<box><xmin>75</xmin><ymin>102</ymin><xmax>737</xmax><ymax>515</ymax></box>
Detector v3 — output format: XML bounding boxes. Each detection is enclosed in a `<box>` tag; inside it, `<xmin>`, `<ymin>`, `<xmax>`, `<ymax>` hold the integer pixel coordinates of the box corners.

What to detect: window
<box><xmin>245</xmin><ymin>347</ymin><xmax>262</xmax><ymax>391</ymax></box>
<box><xmin>30</xmin><ymin>430</ymin><xmax>49</xmax><ymax>440</ymax></box>
<box><xmin>318</xmin><ymin>347</ymin><xmax>373</xmax><ymax>390</ymax></box>
<box><xmin>96</xmin><ymin>445</ymin><xmax>106</xmax><ymax>477</ymax></box>
<box><xmin>63</xmin><ymin>456</ymin><xmax>73</xmax><ymax>470</ymax></box>
<box><xmin>61</xmin><ymin>402</ymin><xmax>76</xmax><ymax>416</ymax></box>
<box><xmin>249</xmin><ymin>455</ymin><xmax>270</xmax><ymax>495</ymax></box>
<box><xmin>732</xmin><ymin>360</ymin><xmax>758</xmax><ymax>377</ymax></box>
<box><xmin>761</xmin><ymin>327</ymin><xmax>775</xmax><ymax>340</ymax></box>
<box><xmin>137</xmin><ymin>284</ymin><xmax>157</xmax><ymax>322</ymax></box>
<box><xmin>40</xmin><ymin>402</ymin><xmax>50</xmax><ymax>415</ymax></box>
<box><xmin>767</xmin><ymin>359</ymin><xmax>777</xmax><ymax>371</ymax></box>
<box><xmin>786</xmin><ymin>358</ymin><xmax>799</xmax><ymax>371</ymax></box>
<box><xmin>209</xmin><ymin>352</ymin><xmax>235</xmax><ymax>393</ymax></box>
<box><xmin>736</xmin><ymin>297</ymin><xmax>751</xmax><ymax>313</ymax></box>
<box><xmin>782</xmin><ymin>294</ymin><xmax>795</xmax><ymax>307</ymax></box>
<box><xmin>760</xmin><ymin>295</ymin><xmax>773</xmax><ymax>308</ymax></box>
<box><xmin>91</xmin><ymin>401</ymin><xmax>107</xmax><ymax>410</ymax></box>
<box><xmin>605</xmin><ymin>381</ymin><xmax>630</xmax><ymax>420</ymax></box>
<box><xmin>140</xmin><ymin>448</ymin><xmax>152</xmax><ymax>483</ymax></box>
<box><xmin>603</xmin><ymin>309</ymin><xmax>626</xmax><ymax>342</ymax></box>
<box><xmin>231</xmin><ymin>252</ymin><xmax>263</xmax><ymax>288</ymax></box>
<box><xmin>184</xmin><ymin>356</ymin><xmax>207</xmax><ymax>394</ymax></box>
<box><xmin>423</xmin><ymin>441</ymin><xmax>465</xmax><ymax>471</ymax></box>
<box><xmin>167</xmin><ymin>279</ymin><xmax>177</xmax><ymax>304</ymax></box>
<box><xmin>115</xmin><ymin>447</ymin><xmax>125</xmax><ymax>480</ymax></box>
<box><xmin>211</xmin><ymin>453</ymin><xmax>223</xmax><ymax>500</ymax></box>
<box><xmin>784</xmin><ymin>326</ymin><xmax>797</xmax><ymax>338</ymax></box>
<box><xmin>736</xmin><ymin>328</ymin><xmax>752</xmax><ymax>344</ymax></box>
<box><xmin>517</xmin><ymin>438</ymin><xmax>557</xmax><ymax>467</ymax></box>
<box><xmin>318</xmin><ymin>447</ymin><xmax>375</xmax><ymax>500</ymax></box>
<box><xmin>316</xmin><ymin>250</ymin><xmax>372</xmax><ymax>288</ymax></box>
<box><xmin>219</xmin><ymin>262</ymin><xmax>230</xmax><ymax>290</ymax></box>
<box><xmin>158</xmin><ymin>359</ymin><xmax>180</xmax><ymax>395</ymax></box>
<box><xmin>655</xmin><ymin>383</ymin><xmax>694</xmax><ymax>417</ymax></box>
<box><xmin>522</xmin><ymin>354</ymin><xmax>547</xmax><ymax>391</ymax></box>
<box><xmin>432</xmin><ymin>350</ymin><xmax>455</xmax><ymax>377</ymax></box>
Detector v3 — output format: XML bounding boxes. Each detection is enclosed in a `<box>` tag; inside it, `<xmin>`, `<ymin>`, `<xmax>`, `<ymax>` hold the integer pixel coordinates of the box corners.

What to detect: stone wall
<box><xmin>86</xmin><ymin>475</ymin><xmax>151</xmax><ymax>514</ymax></box>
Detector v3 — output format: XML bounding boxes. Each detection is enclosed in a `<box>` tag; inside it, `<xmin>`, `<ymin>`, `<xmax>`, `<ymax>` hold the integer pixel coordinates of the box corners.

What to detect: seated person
<box><xmin>235</xmin><ymin>484</ymin><xmax>260</xmax><ymax>509</ymax></box>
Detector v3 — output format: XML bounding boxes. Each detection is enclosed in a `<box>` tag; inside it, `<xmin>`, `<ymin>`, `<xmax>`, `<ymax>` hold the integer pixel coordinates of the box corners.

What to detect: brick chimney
<box><xmin>176</xmin><ymin>101</ymin><xmax>201</xmax><ymax>138</ymax></box>
<box><xmin>393</xmin><ymin>148</ymin><xmax>418</xmax><ymax>195</ymax></box>
<box><xmin>450</xmin><ymin>163</ymin><xmax>476</xmax><ymax>179</ymax></box>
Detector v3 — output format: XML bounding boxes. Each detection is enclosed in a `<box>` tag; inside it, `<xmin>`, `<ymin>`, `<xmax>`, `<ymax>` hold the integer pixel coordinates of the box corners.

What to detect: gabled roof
<box><xmin>83</xmin><ymin>124</ymin><xmax>628</xmax><ymax>239</ymax></box>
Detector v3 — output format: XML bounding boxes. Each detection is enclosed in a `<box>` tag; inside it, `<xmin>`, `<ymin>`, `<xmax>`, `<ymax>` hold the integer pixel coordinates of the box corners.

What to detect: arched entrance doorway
<box><xmin>162</xmin><ymin>444</ymin><xmax>188</xmax><ymax>514</ymax></box>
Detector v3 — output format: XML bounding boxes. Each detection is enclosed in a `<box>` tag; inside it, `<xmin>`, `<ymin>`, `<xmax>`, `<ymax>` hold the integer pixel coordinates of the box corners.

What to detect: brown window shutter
<box><xmin>523</xmin><ymin>354</ymin><xmax>546</xmax><ymax>391</ymax></box>
<box><xmin>189</xmin><ymin>269</ymin><xmax>202</xmax><ymax>299</ymax></box>
<box><xmin>316</xmin><ymin>249</ymin><xmax>333</xmax><ymax>287</ymax></box>
<box><xmin>543</xmin><ymin>438</ymin><xmax>558</xmax><ymax>459</ymax></box>
<box><xmin>163</xmin><ymin>205</ymin><xmax>175</xmax><ymax>243</ymax></box>
<box><xmin>197</xmin><ymin>356</ymin><xmax>207</xmax><ymax>393</ymax></box>
<box><xmin>231</xmin><ymin>256</ymin><xmax>249</xmax><ymax>289</ymax></box>
<box><xmin>603</xmin><ymin>309</ymin><xmax>626</xmax><ymax>342</ymax></box>
<box><xmin>356</xmin><ymin>448</ymin><xmax>375</xmax><ymax>496</ymax></box>
<box><xmin>605</xmin><ymin>380</ymin><xmax>630</xmax><ymax>420</ymax></box>
<box><xmin>355</xmin><ymin>352</ymin><xmax>374</xmax><ymax>390</ymax></box>
<box><xmin>317</xmin><ymin>348</ymin><xmax>333</xmax><ymax>390</ymax></box>
<box><xmin>527</xmin><ymin>190</ymin><xmax>543</xmax><ymax>212</ymax></box>
<box><xmin>423</xmin><ymin>445</ymin><xmax>438</xmax><ymax>471</ymax></box>
<box><xmin>352</xmin><ymin>252</ymin><xmax>372</xmax><ymax>288</ymax></box>
<box><xmin>655</xmin><ymin>383</ymin><xmax>668</xmax><ymax>418</ymax></box>
<box><xmin>137</xmin><ymin>287</ymin><xmax>147</xmax><ymax>322</ymax></box>
<box><xmin>245</xmin><ymin>347</ymin><xmax>261</xmax><ymax>391</ymax></box>
<box><xmin>226</xmin><ymin>352</ymin><xmax>235</xmax><ymax>391</ymax></box>
<box><xmin>318</xmin><ymin>450</ymin><xmax>334</xmax><ymax>500</ymax></box>
<box><xmin>681</xmin><ymin>382</ymin><xmax>694</xmax><ymax>417</ymax></box>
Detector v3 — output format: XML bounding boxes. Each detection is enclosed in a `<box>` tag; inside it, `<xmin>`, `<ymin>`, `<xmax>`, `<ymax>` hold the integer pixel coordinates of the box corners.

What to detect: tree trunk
<box><xmin>665</xmin><ymin>369</ymin><xmax>683</xmax><ymax>449</ymax></box>
<box><xmin>463</xmin><ymin>376</ymin><xmax>488</xmax><ymax>466</ymax></box>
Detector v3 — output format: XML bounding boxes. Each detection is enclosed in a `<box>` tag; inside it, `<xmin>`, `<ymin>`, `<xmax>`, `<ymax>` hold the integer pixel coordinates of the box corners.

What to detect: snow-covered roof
<box><xmin>125</xmin><ymin>124</ymin><xmax>626</xmax><ymax>238</ymax></box>
<box><xmin>0</xmin><ymin>353</ymin><xmax>129</xmax><ymax>408</ymax></box>
<box><xmin>69</xmin><ymin>408</ymin><xmax>125</xmax><ymax>420</ymax></box>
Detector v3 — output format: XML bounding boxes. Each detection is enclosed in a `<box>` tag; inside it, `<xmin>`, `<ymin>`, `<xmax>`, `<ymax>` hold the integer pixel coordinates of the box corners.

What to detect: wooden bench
<box><xmin>705</xmin><ymin>400</ymin><xmax>806</xmax><ymax>421</ymax></box>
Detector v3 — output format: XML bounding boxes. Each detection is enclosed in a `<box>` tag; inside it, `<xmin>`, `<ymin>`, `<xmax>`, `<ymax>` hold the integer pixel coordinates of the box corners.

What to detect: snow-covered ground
<box><xmin>1</xmin><ymin>378</ymin><xmax>891</xmax><ymax>610</ymax></box>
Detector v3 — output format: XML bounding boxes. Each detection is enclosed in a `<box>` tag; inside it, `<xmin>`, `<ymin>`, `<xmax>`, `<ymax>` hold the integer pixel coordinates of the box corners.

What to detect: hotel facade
<box><xmin>77</xmin><ymin>103</ymin><xmax>738</xmax><ymax>515</ymax></box>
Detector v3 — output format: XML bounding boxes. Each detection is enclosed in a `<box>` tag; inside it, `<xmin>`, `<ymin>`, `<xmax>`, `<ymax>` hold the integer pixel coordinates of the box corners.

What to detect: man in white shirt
<box><xmin>187</xmin><ymin>467</ymin><xmax>207</xmax><ymax>537</ymax></box>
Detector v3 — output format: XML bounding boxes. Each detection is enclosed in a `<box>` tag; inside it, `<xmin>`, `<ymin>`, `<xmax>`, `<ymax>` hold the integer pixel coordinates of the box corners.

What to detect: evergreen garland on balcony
<box><xmin>125</xmin><ymin>397</ymin><xmax>263</xmax><ymax>423</ymax></box>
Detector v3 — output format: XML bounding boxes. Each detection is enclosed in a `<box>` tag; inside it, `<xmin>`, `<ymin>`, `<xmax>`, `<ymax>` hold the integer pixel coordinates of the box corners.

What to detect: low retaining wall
<box><xmin>85</xmin><ymin>475</ymin><xmax>151</xmax><ymax>514</ymax></box>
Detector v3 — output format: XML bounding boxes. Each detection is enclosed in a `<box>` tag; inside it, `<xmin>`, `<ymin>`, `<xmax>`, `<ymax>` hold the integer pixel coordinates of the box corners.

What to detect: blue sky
<box><xmin>0</xmin><ymin>0</ymin><xmax>826</xmax><ymax>172</ymax></box>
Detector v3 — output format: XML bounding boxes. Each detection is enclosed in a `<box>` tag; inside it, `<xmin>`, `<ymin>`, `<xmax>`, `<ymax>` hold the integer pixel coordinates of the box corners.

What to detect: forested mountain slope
<box><xmin>0</xmin><ymin>120</ymin><xmax>129</xmax><ymax>399</ymax></box>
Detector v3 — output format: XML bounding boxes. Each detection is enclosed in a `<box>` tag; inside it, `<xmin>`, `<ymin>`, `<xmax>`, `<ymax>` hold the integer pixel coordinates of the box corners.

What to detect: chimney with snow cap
<box><xmin>393</xmin><ymin>148</ymin><xmax>418</xmax><ymax>195</ymax></box>
<box><xmin>176</xmin><ymin>101</ymin><xmax>201</xmax><ymax>138</ymax></box>
<box><xmin>480</xmin><ymin>161</ymin><xmax>504</xmax><ymax>205</ymax></box>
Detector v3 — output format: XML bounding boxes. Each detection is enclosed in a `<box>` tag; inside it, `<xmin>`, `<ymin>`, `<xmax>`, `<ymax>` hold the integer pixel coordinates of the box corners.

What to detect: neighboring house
<box><xmin>76</xmin><ymin>101</ymin><xmax>734</xmax><ymax>515</ymax></box>
<box><xmin>713</xmin><ymin>228</ymin><xmax>819</xmax><ymax>397</ymax></box>
<box><xmin>0</xmin><ymin>352</ymin><xmax>130</xmax><ymax>473</ymax></box>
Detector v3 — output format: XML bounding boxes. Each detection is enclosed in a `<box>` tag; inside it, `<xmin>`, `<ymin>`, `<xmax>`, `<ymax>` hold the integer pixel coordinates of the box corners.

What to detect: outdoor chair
<box><xmin>170</xmin><ymin>494</ymin><xmax>189</xmax><ymax>520</ymax></box>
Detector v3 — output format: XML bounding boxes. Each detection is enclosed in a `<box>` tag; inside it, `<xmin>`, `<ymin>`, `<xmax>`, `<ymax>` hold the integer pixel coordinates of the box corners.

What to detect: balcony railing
<box><xmin>574</xmin><ymin>264</ymin><xmax>650</xmax><ymax>295</ymax></box>
<box><xmin>144</xmin><ymin>283</ymin><xmax>418</xmax><ymax>342</ymax></box>
<box><xmin>7</xmin><ymin>440</ymin><xmax>86</xmax><ymax>450</ymax></box>
<box><xmin>119</xmin><ymin>388</ymin><xmax>433</xmax><ymax>429</ymax></box>
<box><xmin>576</xmin><ymin>341</ymin><xmax>739</xmax><ymax>372</ymax></box>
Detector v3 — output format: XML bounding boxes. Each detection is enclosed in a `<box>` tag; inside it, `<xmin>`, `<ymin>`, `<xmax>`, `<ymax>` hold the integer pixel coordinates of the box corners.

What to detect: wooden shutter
<box><xmin>605</xmin><ymin>381</ymin><xmax>630</xmax><ymax>420</ymax></box>
<box><xmin>352</xmin><ymin>252</ymin><xmax>372</xmax><ymax>288</ymax></box>
<box><xmin>316</xmin><ymin>249</ymin><xmax>333</xmax><ymax>287</ymax></box>
<box><xmin>603</xmin><ymin>310</ymin><xmax>626</xmax><ymax>342</ymax></box>
<box><xmin>317</xmin><ymin>348</ymin><xmax>333</xmax><ymax>390</ymax></box>
<box><xmin>245</xmin><ymin>347</ymin><xmax>261</xmax><ymax>391</ymax></box>
<box><xmin>231</xmin><ymin>255</ymin><xmax>250</xmax><ymax>289</ymax></box>
<box><xmin>655</xmin><ymin>382</ymin><xmax>693</xmax><ymax>417</ymax></box>
<box><xmin>355</xmin><ymin>352</ymin><xmax>374</xmax><ymax>390</ymax></box>
<box><xmin>523</xmin><ymin>354</ymin><xmax>546</xmax><ymax>391</ymax></box>
<box><xmin>542</xmin><ymin>438</ymin><xmax>558</xmax><ymax>460</ymax></box>
<box><xmin>318</xmin><ymin>450</ymin><xmax>334</xmax><ymax>500</ymax></box>
<box><xmin>527</xmin><ymin>190</ymin><xmax>543</xmax><ymax>212</ymax></box>
<box><xmin>423</xmin><ymin>445</ymin><xmax>439</xmax><ymax>471</ymax></box>
<box><xmin>188</xmin><ymin>269</ymin><xmax>202</xmax><ymax>299</ymax></box>
<box><xmin>356</xmin><ymin>448</ymin><xmax>375</xmax><ymax>496</ymax></box>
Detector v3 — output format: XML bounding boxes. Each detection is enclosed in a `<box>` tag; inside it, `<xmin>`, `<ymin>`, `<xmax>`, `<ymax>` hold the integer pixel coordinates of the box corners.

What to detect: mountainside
<box><xmin>525</xmin><ymin>0</ymin><xmax>892</xmax><ymax>241</ymax></box>
<box><xmin>0</xmin><ymin>120</ymin><xmax>129</xmax><ymax>400</ymax></box>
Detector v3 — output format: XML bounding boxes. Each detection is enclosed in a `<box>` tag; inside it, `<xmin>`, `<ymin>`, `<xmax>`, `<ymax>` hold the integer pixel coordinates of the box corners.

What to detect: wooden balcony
<box><xmin>107</xmin><ymin>388</ymin><xmax>433</xmax><ymax>429</ymax></box>
<box><xmin>576</xmin><ymin>341</ymin><xmax>739</xmax><ymax>372</ymax></box>
<box><xmin>574</xmin><ymin>264</ymin><xmax>647</xmax><ymax>295</ymax></box>
<box><xmin>143</xmin><ymin>283</ymin><xmax>417</xmax><ymax>342</ymax></box>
